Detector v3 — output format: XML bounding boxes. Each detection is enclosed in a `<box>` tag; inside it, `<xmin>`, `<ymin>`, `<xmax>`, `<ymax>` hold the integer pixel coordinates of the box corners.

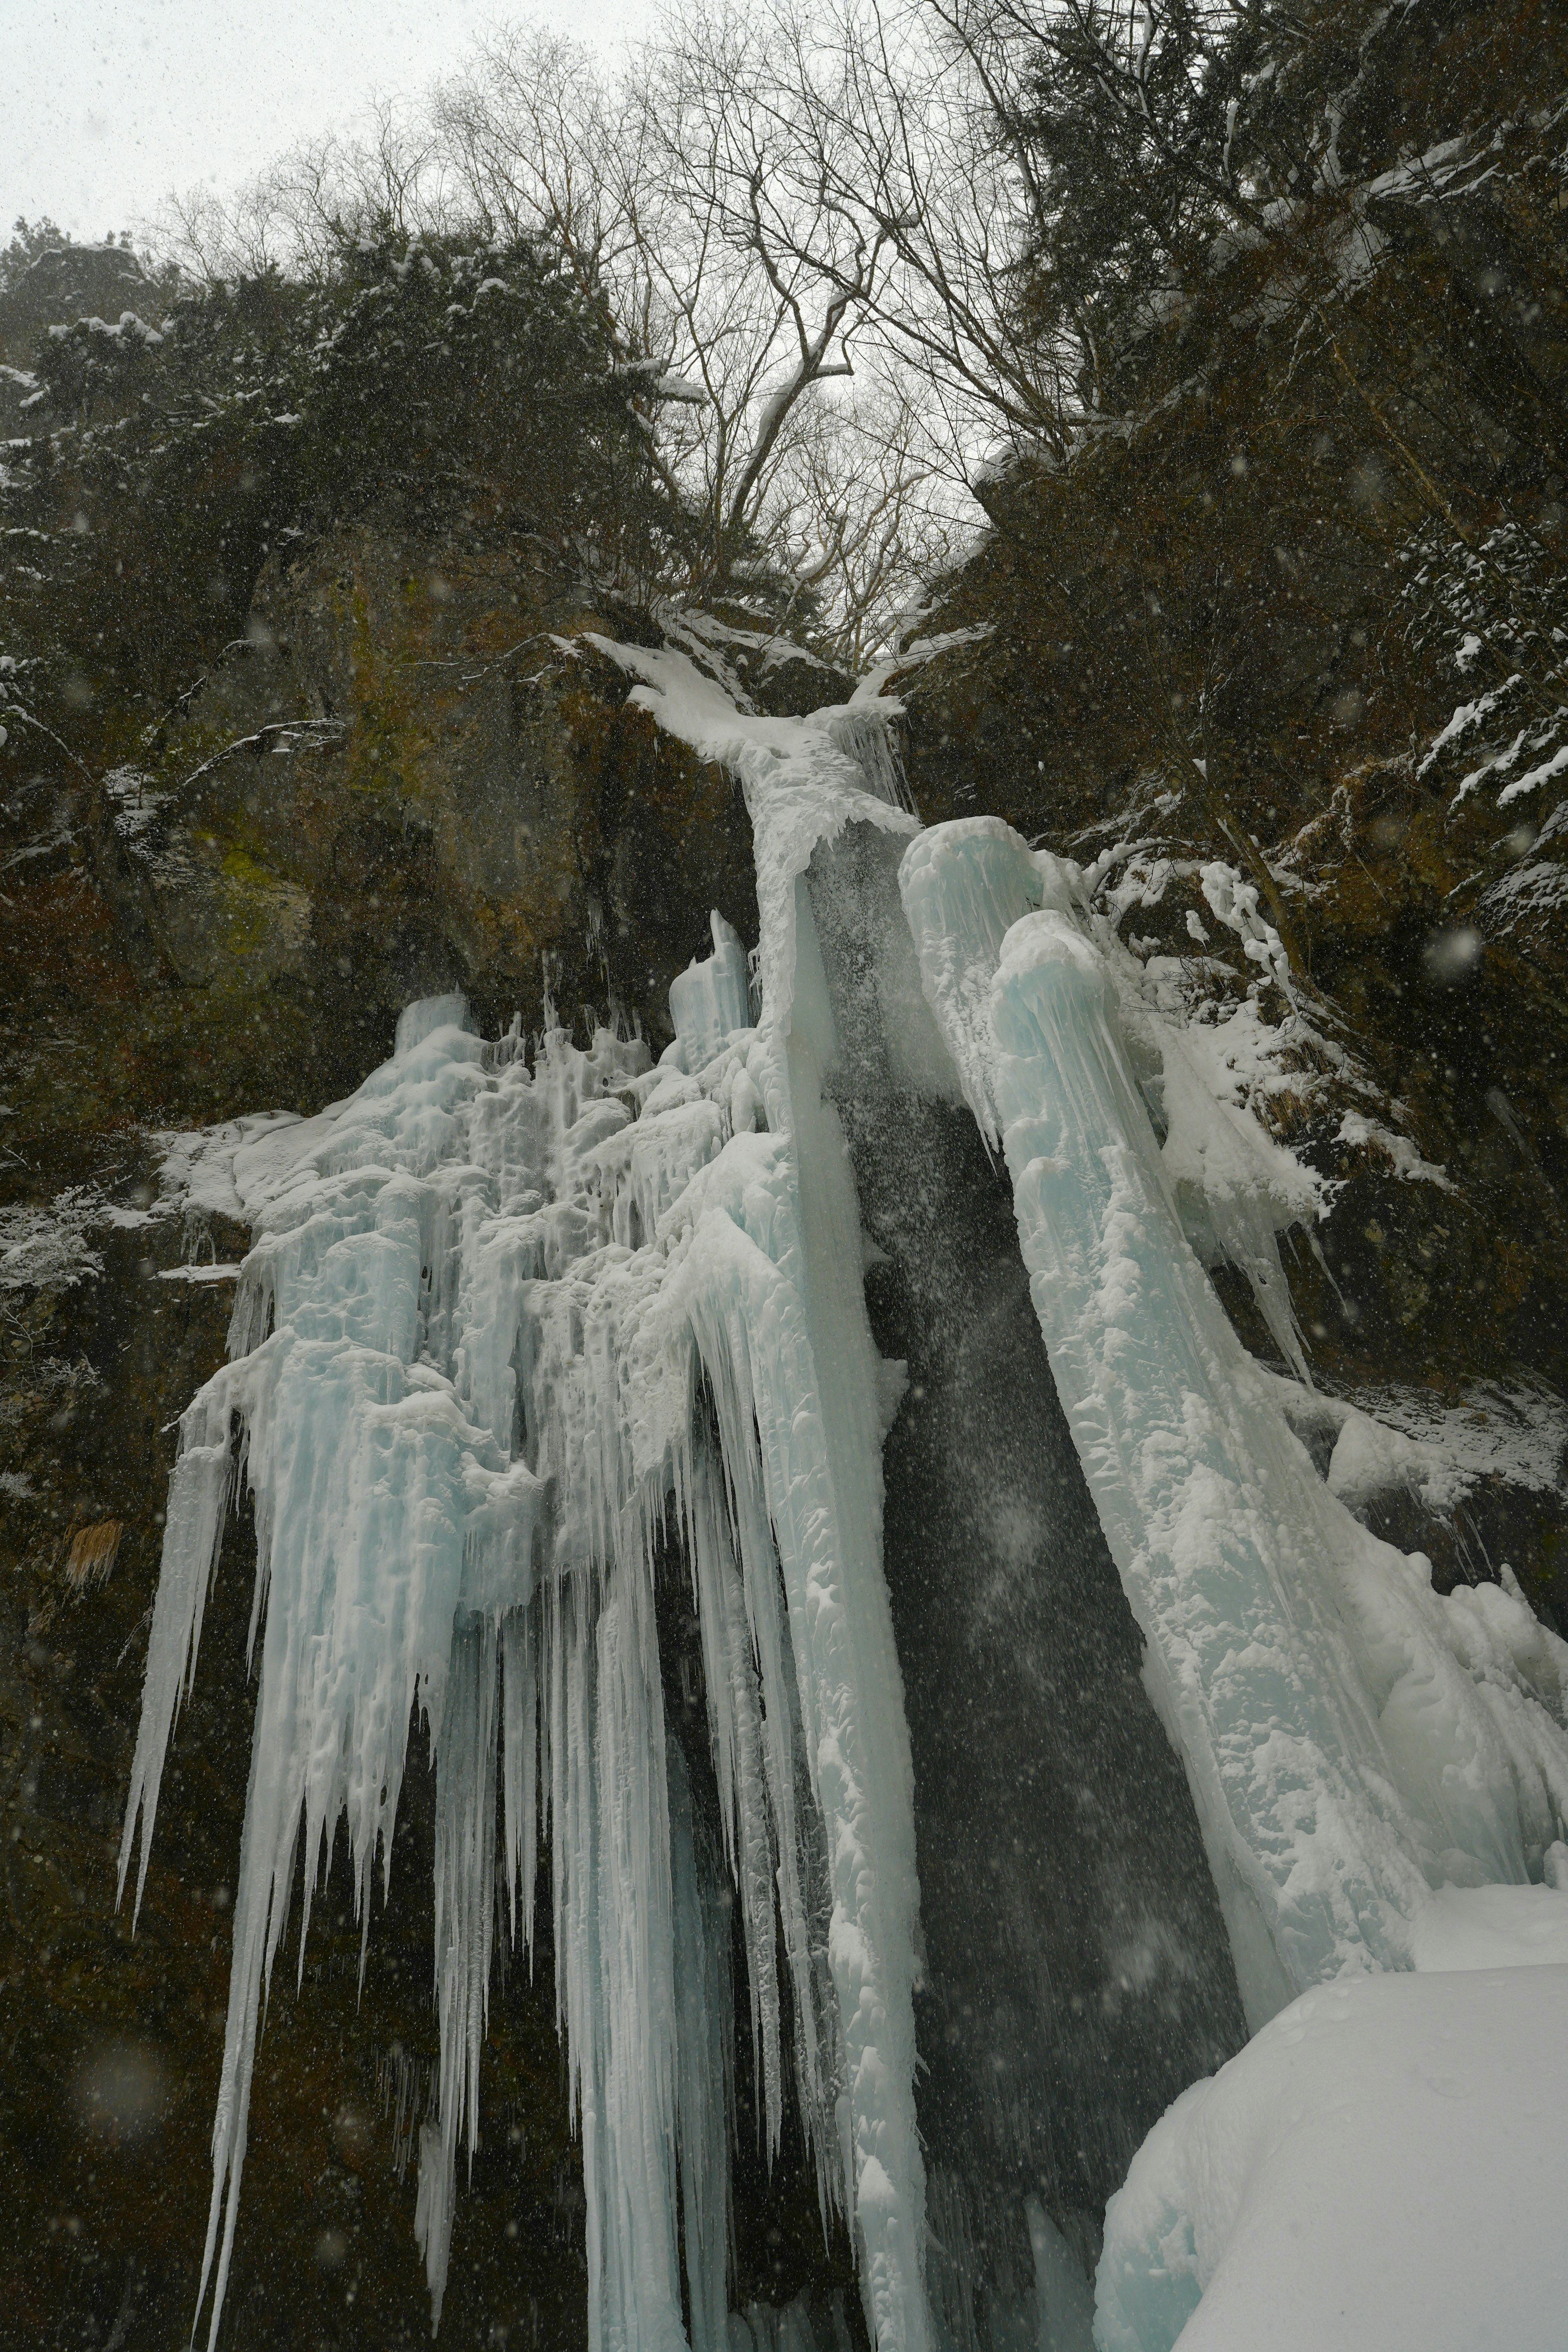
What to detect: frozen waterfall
<box><xmin>804</xmin><ymin>822</ymin><xmax>1247</xmax><ymax>2350</ymax></box>
<box><xmin>122</xmin><ymin>661</ymin><xmax>1568</xmax><ymax>2352</ymax></box>
<box><xmin>900</xmin><ymin>816</ymin><xmax>1568</xmax><ymax>2021</ymax></box>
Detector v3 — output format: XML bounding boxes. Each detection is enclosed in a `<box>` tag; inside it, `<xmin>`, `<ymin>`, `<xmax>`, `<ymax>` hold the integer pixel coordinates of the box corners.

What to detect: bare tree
<box><xmin>434</xmin><ymin>25</ymin><xmax>659</xmax><ymax>320</ymax></box>
<box><xmin>155</xmin><ymin>97</ymin><xmax>461</xmax><ymax>283</ymax></box>
<box><xmin>632</xmin><ymin>4</ymin><xmax>897</xmax><ymax>577</ymax></box>
<box><xmin>653</xmin><ymin>0</ymin><xmax>1078</xmax><ymax>483</ymax></box>
<box><xmin>765</xmin><ymin>366</ymin><xmax>973</xmax><ymax>663</ymax></box>
<box><xmin>152</xmin><ymin>6</ymin><xmax>980</xmax><ymax>644</ymax></box>
<box><xmin>428</xmin><ymin>12</ymin><xmax>913</xmax><ymax>597</ymax></box>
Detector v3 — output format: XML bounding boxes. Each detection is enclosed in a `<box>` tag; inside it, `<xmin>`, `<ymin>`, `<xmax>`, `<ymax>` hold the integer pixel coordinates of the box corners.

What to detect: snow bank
<box><xmin>1095</xmin><ymin>1955</ymin><xmax>1568</xmax><ymax>2352</ymax></box>
<box><xmin>1411</xmin><ymin>1871</ymin><xmax>1568</xmax><ymax>1969</ymax></box>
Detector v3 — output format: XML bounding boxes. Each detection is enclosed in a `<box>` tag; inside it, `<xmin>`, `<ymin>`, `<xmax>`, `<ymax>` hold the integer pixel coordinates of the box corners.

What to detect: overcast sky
<box><xmin>3</xmin><ymin>1</ymin><xmax>650</xmax><ymax>245</ymax></box>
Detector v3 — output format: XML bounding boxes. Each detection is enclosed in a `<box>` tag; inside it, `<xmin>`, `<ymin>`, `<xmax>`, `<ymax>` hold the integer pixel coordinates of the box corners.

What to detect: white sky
<box><xmin>2</xmin><ymin>1</ymin><xmax>651</xmax><ymax>245</ymax></box>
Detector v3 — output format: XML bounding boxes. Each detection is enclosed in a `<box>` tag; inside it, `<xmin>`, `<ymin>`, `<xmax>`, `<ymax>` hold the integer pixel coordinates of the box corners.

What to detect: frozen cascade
<box><xmin>121</xmin><ymin>685</ymin><xmax>933</xmax><ymax>2352</ymax></box>
<box><xmin>899</xmin><ymin>816</ymin><xmax>1568</xmax><ymax>2020</ymax></box>
<box><xmin>805</xmin><ymin>825</ymin><xmax>1246</xmax><ymax>2352</ymax></box>
<box><xmin>120</xmin><ymin>636</ymin><xmax>1568</xmax><ymax>2352</ymax></box>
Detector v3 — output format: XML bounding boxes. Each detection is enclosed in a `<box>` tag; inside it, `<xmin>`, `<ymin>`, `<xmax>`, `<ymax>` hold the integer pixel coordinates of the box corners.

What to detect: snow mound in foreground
<box><xmin>1096</xmin><ymin>1898</ymin><xmax>1568</xmax><ymax>2352</ymax></box>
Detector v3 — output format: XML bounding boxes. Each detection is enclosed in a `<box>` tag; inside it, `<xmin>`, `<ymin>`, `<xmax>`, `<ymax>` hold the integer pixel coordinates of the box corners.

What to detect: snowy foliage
<box><xmin>0</xmin><ymin>1186</ymin><xmax>106</xmax><ymax>1293</ymax></box>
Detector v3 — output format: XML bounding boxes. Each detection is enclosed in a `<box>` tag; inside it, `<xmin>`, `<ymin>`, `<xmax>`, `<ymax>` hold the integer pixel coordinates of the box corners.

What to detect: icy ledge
<box><xmin>900</xmin><ymin>817</ymin><xmax>1568</xmax><ymax>2027</ymax></box>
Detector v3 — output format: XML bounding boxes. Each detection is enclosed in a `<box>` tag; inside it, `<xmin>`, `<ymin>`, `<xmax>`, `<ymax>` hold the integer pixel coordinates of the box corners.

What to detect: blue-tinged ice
<box><xmin>900</xmin><ymin>818</ymin><xmax>1568</xmax><ymax>2025</ymax></box>
<box><xmin>124</xmin><ymin>686</ymin><xmax>933</xmax><ymax>2352</ymax></box>
<box><xmin>670</xmin><ymin>911</ymin><xmax>753</xmax><ymax>1071</ymax></box>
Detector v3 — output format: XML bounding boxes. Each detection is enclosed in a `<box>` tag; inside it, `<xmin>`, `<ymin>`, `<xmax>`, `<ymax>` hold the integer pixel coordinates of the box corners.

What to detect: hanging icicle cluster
<box><xmin>120</xmin><ymin>936</ymin><xmax>928</xmax><ymax>2352</ymax></box>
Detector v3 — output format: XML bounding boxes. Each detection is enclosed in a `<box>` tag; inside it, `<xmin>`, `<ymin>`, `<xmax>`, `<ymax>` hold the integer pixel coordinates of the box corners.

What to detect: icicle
<box><xmin>377</xmin><ymin>2042</ymin><xmax>433</xmax><ymax>2180</ymax></box>
<box><xmin>419</xmin><ymin>1616</ymin><xmax>502</xmax><ymax>2328</ymax></box>
<box><xmin>117</xmin><ymin>1368</ymin><xmax>245</xmax><ymax>1922</ymax></box>
<box><xmin>671</xmin><ymin>912</ymin><xmax>753</xmax><ymax>1071</ymax></box>
<box><xmin>501</xmin><ymin>1604</ymin><xmax>540</xmax><ymax>1958</ymax></box>
<box><xmin>593</xmin><ymin>1573</ymin><xmax>687</xmax><ymax>2352</ymax></box>
<box><xmin>664</xmin><ymin>892</ymin><xmax>927</xmax><ymax>2352</ymax></box>
<box><xmin>128</xmin><ymin>882</ymin><xmax>930</xmax><ymax>2352</ymax></box>
<box><xmin>827</xmin><ymin>710</ymin><xmax>917</xmax><ymax>817</ymax></box>
<box><xmin>702</xmin><ymin>1396</ymin><xmax>841</xmax><ymax>2204</ymax></box>
<box><xmin>898</xmin><ymin>819</ymin><xmax>1319</xmax><ymax>1383</ymax></box>
<box><xmin>688</xmin><ymin>1440</ymin><xmax>784</xmax><ymax>2154</ymax></box>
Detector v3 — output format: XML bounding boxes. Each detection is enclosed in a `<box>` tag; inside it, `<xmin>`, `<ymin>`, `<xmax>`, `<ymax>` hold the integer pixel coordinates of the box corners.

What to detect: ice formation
<box><xmin>122</xmin><ymin>648</ymin><xmax>1568</xmax><ymax>2352</ymax></box>
<box><xmin>121</xmin><ymin>670</ymin><xmax>931</xmax><ymax>2352</ymax></box>
<box><xmin>802</xmin><ymin>818</ymin><xmax>1248</xmax><ymax>2352</ymax></box>
<box><xmin>899</xmin><ymin>815</ymin><xmax>1568</xmax><ymax>2024</ymax></box>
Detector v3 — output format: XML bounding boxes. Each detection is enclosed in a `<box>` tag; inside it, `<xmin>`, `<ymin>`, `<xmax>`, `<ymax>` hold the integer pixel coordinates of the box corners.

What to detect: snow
<box><xmin>0</xmin><ymin>1188</ymin><xmax>105</xmax><ymax>1291</ymax></box>
<box><xmin>1411</xmin><ymin>1878</ymin><xmax>1568</xmax><ymax>1970</ymax></box>
<box><xmin>1497</xmin><ymin>739</ymin><xmax>1568</xmax><ymax>806</ymax></box>
<box><xmin>1268</xmin><ymin>1374</ymin><xmax>1568</xmax><ymax>1522</ymax></box>
<box><xmin>1094</xmin><ymin>1960</ymin><xmax>1568</xmax><ymax>2352</ymax></box>
<box><xmin>899</xmin><ymin>822</ymin><xmax>1321</xmax><ymax>1381</ymax></box>
<box><xmin>578</xmin><ymin>635</ymin><xmax>916</xmax><ymax>1029</ymax></box>
<box><xmin>103</xmin><ymin>763</ymin><xmax>174</xmax><ymax>849</ymax></box>
<box><xmin>156</xmin><ymin>1103</ymin><xmax>354</xmax><ymax>1229</ymax></box>
<box><xmin>900</xmin><ymin>816</ymin><xmax>1568</xmax><ymax>2032</ymax></box>
<box><xmin>1480</xmin><ymin>854</ymin><xmax>1568</xmax><ymax>938</ymax></box>
<box><xmin>1326</xmin><ymin>1406</ymin><xmax>1460</xmax><ymax>1517</ymax></box>
<box><xmin>651</xmin><ymin>374</ymin><xmax>708</xmax><ymax>404</ymax></box>
<box><xmin>1418</xmin><ymin>675</ymin><xmax>1523</xmax><ymax>780</ymax></box>
<box><xmin>854</xmin><ymin>624</ymin><xmax>993</xmax><ymax>705</ymax></box>
<box><xmin>1334</xmin><ymin>1110</ymin><xmax>1454</xmax><ymax>1188</ymax></box>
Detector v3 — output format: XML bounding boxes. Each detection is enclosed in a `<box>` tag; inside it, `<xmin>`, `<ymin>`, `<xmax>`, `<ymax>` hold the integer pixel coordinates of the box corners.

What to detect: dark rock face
<box><xmin>74</xmin><ymin>510</ymin><xmax>759</xmax><ymax>1122</ymax></box>
<box><xmin>807</xmin><ymin>827</ymin><xmax>1247</xmax><ymax>2344</ymax></box>
<box><xmin>866</xmin><ymin>1107</ymin><xmax>1245</xmax><ymax>2341</ymax></box>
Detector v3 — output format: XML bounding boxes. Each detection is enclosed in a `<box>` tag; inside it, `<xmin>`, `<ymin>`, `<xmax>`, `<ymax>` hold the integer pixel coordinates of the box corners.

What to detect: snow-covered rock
<box><xmin>1096</xmin><ymin>1931</ymin><xmax>1568</xmax><ymax>2352</ymax></box>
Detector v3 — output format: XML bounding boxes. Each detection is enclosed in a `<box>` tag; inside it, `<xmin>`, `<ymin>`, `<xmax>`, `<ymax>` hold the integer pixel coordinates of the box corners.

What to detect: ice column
<box><xmin>670</xmin><ymin>912</ymin><xmax>753</xmax><ymax>1070</ymax></box>
<box><xmin>806</xmin><ymin>820</ymin><xmax>1246</xmax><ymax>2345</ymax></box>
<box><xmin>901</xmin><ymin>818</ymin><xmax>1568</xmax><ymax>2024</ymax></box>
